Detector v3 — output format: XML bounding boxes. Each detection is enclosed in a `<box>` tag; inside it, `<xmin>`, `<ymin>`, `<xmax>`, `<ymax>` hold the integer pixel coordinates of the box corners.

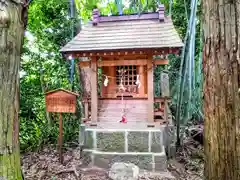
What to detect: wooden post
<box><xmin>109</xmin><ymin>66</ymin><xmax>115</xmax><ymax>96</ymax></box>
<box><xmin>147</xmin><ymin>56</ymin><xmax>154</xmax><ymax>122</ymax></box>
<box><xmin>58</xmin><ymin>112</ymin><xmax>63</xmax><ymax>164</ymax></box>
<box><xmin>91</xmin><ymin>57</ymin><xmax>98</xmax><ymax>123</ymax></box>
<box><xmin>139</xmin><ymin>65</ymin><xmax>145</xmax><ymax>96</ymax></box>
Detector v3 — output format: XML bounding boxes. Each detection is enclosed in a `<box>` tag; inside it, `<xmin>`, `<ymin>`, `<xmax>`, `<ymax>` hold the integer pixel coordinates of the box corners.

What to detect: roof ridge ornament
<box><xmin>91</xmin><ymin>5</ymin><xmax>165</xmax><ymax>24</ymax></box>
<box><xmin>92</xmin><ymin>8</ymin><xmax>100</xmax><ymax>26</ymax></box>
<box><xmin>158</xmin><ymin>4</ymin><xmax>165</xmax><ymax>22</ymax></box>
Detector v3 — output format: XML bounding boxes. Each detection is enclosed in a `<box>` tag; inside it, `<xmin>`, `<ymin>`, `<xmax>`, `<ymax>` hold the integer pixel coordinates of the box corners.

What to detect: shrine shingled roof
<box><xmin>60</xmin><ymin>11</ymin><xmax>183</xmax><ymax>53</ymax></box>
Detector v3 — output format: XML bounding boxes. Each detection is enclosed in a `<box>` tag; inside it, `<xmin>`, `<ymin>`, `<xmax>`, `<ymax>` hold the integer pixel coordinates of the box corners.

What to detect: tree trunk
<box><xmin>203</xmin><ymin>1</ymin><xmax>240</xmax><ymax>180</ymax></box>
<box><xmin>0</xmin><ymin>1</ymin><xmax>26</xmax><ymax>179</ymax></box>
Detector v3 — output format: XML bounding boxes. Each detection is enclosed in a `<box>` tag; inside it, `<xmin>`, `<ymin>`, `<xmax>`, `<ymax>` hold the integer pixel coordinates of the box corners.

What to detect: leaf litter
<box><xmin>21</xmin><ymin>137</ymin><xmax>204</xmax><ymax>180</ymax></box>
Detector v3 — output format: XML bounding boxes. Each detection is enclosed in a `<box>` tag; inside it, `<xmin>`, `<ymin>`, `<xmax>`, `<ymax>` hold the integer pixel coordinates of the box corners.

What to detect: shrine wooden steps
<box><xmin>98</xmin><ymin>99</ymin><xmax>148</xmax><ymax>122</ymax></box>
<box><xmin>97</xmin><ymin>99</ymin><xmax>170</xmax><ymax>124</ymax></box>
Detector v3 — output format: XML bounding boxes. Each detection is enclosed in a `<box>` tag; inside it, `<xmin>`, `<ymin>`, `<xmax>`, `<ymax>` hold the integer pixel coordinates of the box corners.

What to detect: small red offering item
<box><xmin>159</xmin><ymin>107</ymin><xmax>164</xmax><ymax>112</ymax></box>
<box><xmin>120</xmin><ymin>115</ymin><xmax>127</xmax><ymax>123</ymax></box>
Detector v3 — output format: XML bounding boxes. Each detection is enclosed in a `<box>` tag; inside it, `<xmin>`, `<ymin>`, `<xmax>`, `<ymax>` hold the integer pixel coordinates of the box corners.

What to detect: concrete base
<box><xmin>83</xmin><ymin>150</ymin><xmax>168</xmax><ymax>172</ymax></box>
<box><xmin>80</xmin><ymin>124</ymin><xmax>170</xmax><ymax>172</ymax></box>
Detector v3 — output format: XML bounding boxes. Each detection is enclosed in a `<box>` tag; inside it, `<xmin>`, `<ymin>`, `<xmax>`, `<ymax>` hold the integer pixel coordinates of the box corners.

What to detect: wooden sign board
<box><xmin>45</xmin><ymin>89</ymin><xmax>79</xmax><ymax>113</ymax></box>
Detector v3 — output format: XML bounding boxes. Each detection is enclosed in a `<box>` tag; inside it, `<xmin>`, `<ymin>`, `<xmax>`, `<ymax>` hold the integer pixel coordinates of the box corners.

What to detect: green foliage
<box><xmin>20</xmin><ymin>0</ymin><xmax>80</xmax><ymax>152</ymax></box>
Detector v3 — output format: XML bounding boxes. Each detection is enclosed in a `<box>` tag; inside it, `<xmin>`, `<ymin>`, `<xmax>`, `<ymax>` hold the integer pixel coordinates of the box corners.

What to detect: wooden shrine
<box><xmin>60</xmin><ymin>4</ymin><xmax>183</xmax><ymax>128</ymax></box>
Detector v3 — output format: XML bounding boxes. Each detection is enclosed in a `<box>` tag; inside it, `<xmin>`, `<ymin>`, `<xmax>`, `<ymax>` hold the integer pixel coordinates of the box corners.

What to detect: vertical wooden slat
<box><xmin>108</xmin><ymin>66</ymin><xmax>115</xmax><ymax>95</ymax></box>
<box><xmin>139</xmin><ymin>65</ymin><xmax>145</xmax><ymax>96</ymax></box>
<box><xmin>99</xmin><ymin>66</ymin><xmax>103</xmax><ymax>97</ymax></box>
<box><xmin>147</xmin><ymin>56</ymin><xmax>154</xmax><ymax>122</ymax></box>
<box><xmin>101</xmin><ymin>66</ymin><xmax>106</xmax><ymax>97</ymax></box>
<box><xmin>144</xmin><ymin>66</ymin><xmax>148</xmax><ymax>95</ymax></box>
<box><xmin>128</xmin><ymin>66</ymin><xmax>130</xmax><ymax>85</ymax></box>
<box><xmin>58</xmin><ymin>113</ymin><xmax>63</xmax><ymax>164</ymax></box>
<box><xmin>91</xmin><ymin>56</ymin><xmax>98</xmax><ymax>123</ymax></box>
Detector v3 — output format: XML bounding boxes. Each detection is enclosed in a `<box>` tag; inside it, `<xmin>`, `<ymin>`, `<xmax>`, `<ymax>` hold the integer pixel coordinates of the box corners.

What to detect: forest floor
<box><xmin>21</xmin><ymin>137</ymin><xmax>203</xmax><ymax>180</ymax></box>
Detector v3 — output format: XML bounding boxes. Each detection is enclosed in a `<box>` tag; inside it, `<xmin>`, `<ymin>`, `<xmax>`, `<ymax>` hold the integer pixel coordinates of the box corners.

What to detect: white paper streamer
<box><xmin>135</xmin><ymin>74</ymin><xmax>141</xmax><ymax>88</ymax></box>
<box><xmin>104</xmin><ymin>76</ymin><xmax>109</xmax><ymax>87</ymax></box>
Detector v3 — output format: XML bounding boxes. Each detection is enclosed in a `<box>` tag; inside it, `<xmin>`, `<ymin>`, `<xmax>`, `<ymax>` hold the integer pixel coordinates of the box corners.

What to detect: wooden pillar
<box><xmin>91</xmin><ymin>56</ymin><xmax>98</xmax><ymax>123</ymax></box>
<box><xmin>109</xmin><ymin>66</ymin><xmax>116</xmax><ymax>97</ymax></box>
<box><xmin>138</xmin><ymin>65</ymin><xmax>145</xmax><ymax>96</ymax></box>
<box><xmin>147</xmin><ymin>56</ymin><xmax>154</xmax><ymax>122</ymax></box>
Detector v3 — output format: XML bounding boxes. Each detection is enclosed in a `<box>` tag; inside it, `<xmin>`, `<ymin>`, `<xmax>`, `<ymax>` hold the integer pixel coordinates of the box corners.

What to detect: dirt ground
<box><xmin>21</xmin><ymin>138</ymin><xmax>203</xmax><ymax>180</ymax></box>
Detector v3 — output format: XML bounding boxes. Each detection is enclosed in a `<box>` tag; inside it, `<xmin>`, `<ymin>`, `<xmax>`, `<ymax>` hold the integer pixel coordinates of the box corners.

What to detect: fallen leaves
<box><xmin>21</xmin><ymin>136</ymin><xmax>204</xmax><ymax>180</ymax></box>
<box><xmin>168</xmin><ymin>137</ymin><xmax>204</xmax><ymax>180</ymax></box>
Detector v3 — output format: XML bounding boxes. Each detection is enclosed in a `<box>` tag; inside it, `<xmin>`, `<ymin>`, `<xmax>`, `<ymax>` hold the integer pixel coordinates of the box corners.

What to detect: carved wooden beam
<box><xmin>79</xmin><ymin>59</ymin><xmax>168</xmax><ymax>68</ymax></box>
<box><xmin>63</xmin><ymin>47</ymin><xmax>180</xmax><ymax>59</ymax></box>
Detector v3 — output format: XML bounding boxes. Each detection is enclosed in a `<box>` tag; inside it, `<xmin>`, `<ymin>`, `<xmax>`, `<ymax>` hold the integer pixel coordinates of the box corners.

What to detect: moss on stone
<box><xmin>97</xmin><ymin>132</ymin><xmax>125</xmax><ymax>152</ymax></box>
<box><xmin>85</xmin><ymin>130</ymin><xmax>164</xmax><ymax>153</ymax></box>
<box><xmin>128</xmin><ymin>132</ymin><xmax>149</xmax><ymax>152</ymax></box>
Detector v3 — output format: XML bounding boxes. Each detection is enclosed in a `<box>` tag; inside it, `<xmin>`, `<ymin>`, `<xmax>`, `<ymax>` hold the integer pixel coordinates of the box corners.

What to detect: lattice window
<box><xmin>116</xmin><ymin>66</ymin><xmax>137</xmax><ymax>86</ymax></box>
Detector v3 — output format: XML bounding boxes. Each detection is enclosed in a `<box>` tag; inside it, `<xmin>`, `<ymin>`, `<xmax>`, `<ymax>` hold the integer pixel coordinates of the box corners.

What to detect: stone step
<box><xmin>82</xmin><ymin>150</ymin><xmax>168</xmax><ymax>172</ymax></box>
<box><xmin>84</xmin><ymin>122</ymin><xmax>165</xmax><ymax>130</ymax></box>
